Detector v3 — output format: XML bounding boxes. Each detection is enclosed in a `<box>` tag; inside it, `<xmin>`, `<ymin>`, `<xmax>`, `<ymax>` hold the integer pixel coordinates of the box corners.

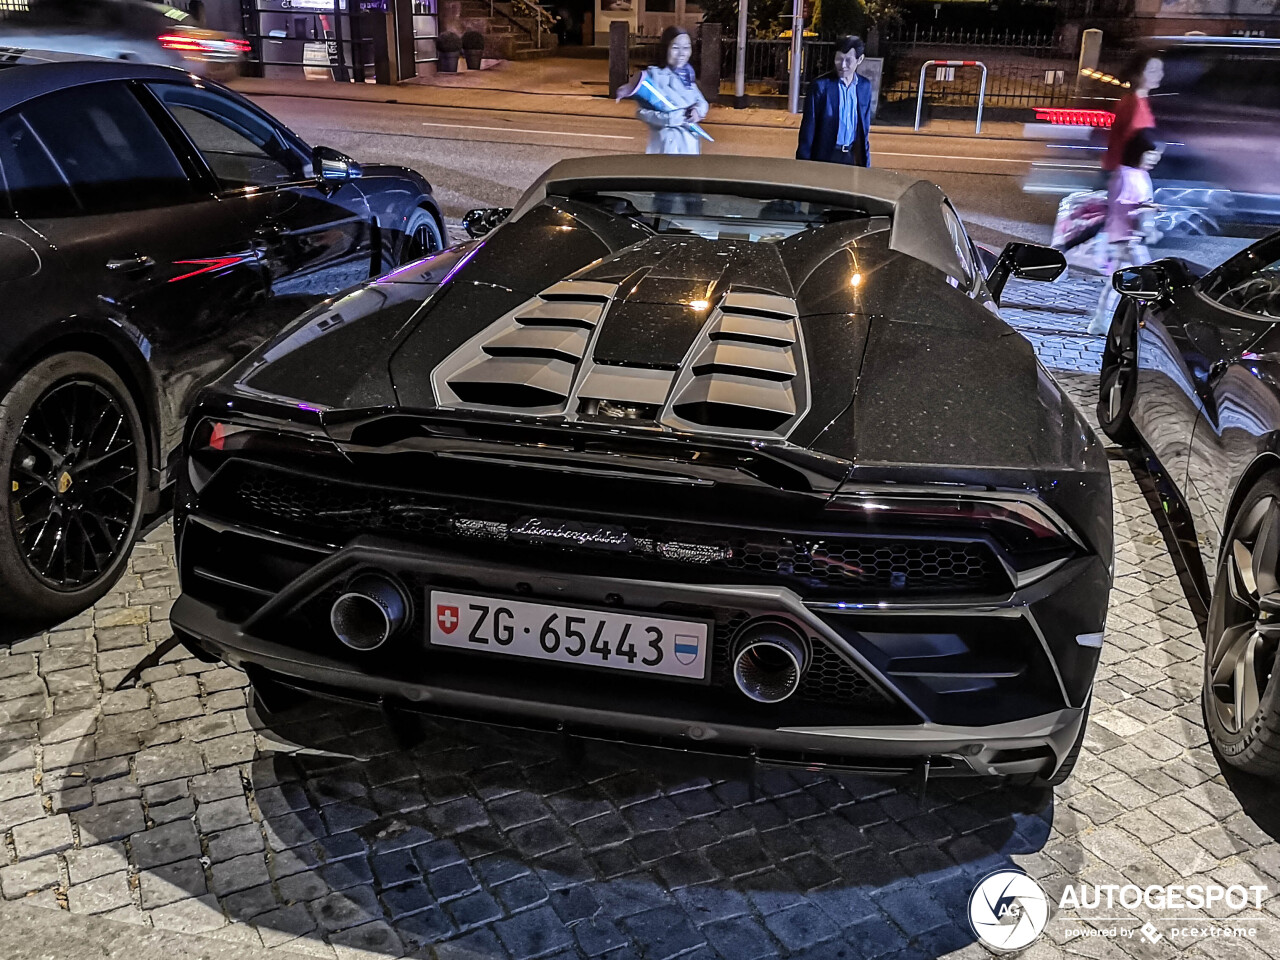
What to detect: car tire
<box><xmin>398</xmin><ymin>207</ymin><xmax>444</xmax><ymax>265</ymax></box>
<box><xmin>0</xmin><ymin>352</ymin><xmax>147</xmax><ymax>626</ymax></box>
<box><xmin>1097</xmin><ymin>300</ymin><xmax>1142</xmax><ymax>447</ymax></box>
<box><xmin>1202</xmin><ymin>474</ymin><xmax>1280</xmax><ymax>778</ymax></box>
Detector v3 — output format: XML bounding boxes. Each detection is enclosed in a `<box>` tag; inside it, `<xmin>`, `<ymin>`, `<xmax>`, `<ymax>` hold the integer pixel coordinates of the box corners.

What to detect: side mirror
<box><xmin>462</xmin><ymin>207</ymin><xmax>511</xmax><ymax>238</ymax></box>
<box><xmin>975</xmin><ymin>244</ymin><xmax>1001</xmax><ymax>278</ymax></box>
<box><xmin>313</xmin><ymin>145</ymin><xmax>361</xmax><ymax>182</ymax></box>
<box><xmin>986</xmin><ymin>241</ymin><xmax>1067</xmax><ymax>303</ymax></box>
<box><xmin>1112</xmin><ymin>264</ymin><xmax>1165</xmax><ymax>301</ymax></box>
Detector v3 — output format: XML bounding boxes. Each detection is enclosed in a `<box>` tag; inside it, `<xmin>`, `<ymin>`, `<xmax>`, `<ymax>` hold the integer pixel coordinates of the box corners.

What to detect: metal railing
<box><xmin>915</xmin><ymin>60</ymin><xmax>987</xmax><ymax>132</ymax></box>
<box><xmin>881</xmin><ymin>27</ymin><xmax>1063</xmax><ymax>51</ymax></box>
<box><xmin>507</xmin><ymin>0</ymin><xmax>555</xmax><ymax>48</ymax></box>
<box><xmin>629</xmin><ymin>35</ymin><xmax>833</xmax><ymax>97</ymax></box>
<box><xmin>706</xmin><ymin>38</ymin><xmax>834</xmax><ymax>95</ymax></box>
<box><xmin>881</xmin><ymin>57</ymin><xmax>1077</xmax><ymax>111</ymax></box>
<box><xmin>509</xmin><ymin>0</ymin><xmax>555</xmax><ymax>30</ymax></box>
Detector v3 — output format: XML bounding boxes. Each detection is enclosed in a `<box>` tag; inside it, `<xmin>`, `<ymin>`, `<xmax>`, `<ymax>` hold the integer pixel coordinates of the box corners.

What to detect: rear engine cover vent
<box><xmin>431</xmin><ymin>285</ymin><xmax>809</xmax><ymax>440</ymax></box>
<box><xmin>664</xmin><ymin>292</ymin><xmax>808</xmax><ymax>438</ymax></box>
<box><xmin>431</xmin><ymin>281</ymin><xmax>619</xmax><ymax>414</ymax></box>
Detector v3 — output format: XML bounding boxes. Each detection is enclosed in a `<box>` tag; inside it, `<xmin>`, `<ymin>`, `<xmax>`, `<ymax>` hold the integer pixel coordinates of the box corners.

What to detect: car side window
<box><xmin>146</xmin><ymin>84</ymin><xmax>305</xmax><ymax>191</ymax></box>
<box><xmin>940</xmin><ymin>202</ymin><xmax>980</xmax><ymax>290</ymax></box>
<box><xmin>1203</xmin><ymin>240</ymin><xmax>1280</xmax><ymax>320</ymax></box>
<box><xmin>3</xmin><ymin>83</ymin><xmax>193</xmax><ymax>218</ymax></box>
<box><xmin>0</xmin><ymin>112</ymin><xmax>79</xmax><ymax>219</ymax></box>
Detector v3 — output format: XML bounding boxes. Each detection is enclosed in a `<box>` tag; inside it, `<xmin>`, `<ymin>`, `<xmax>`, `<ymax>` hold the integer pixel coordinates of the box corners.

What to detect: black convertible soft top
<box><xmin>511</xmin><ymin>155</ymin><xmax>971</xmax><ymax>285</ymax></box>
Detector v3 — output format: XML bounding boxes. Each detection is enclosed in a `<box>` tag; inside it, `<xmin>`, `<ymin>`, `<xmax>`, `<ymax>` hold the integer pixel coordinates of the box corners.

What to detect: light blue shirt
<box><xmin>837</xmin><ymin>77</ymin><xmax>859</xmax><ymax>148</ymax></box>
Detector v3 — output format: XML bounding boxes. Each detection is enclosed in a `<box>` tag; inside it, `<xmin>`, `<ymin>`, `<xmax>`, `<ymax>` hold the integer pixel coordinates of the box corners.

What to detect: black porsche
<box><xmin>0</xmin><ymin>51</ymin><xmax>444</xmax><ymax>623</ymax></box>
<box><xmin>170</xmin><ymin>156</ymin><xmax>1111</xmax><ymax>785</ymax></box>
<box><xmin>1098</xmin><ymin>230</ymin><xmax>1280</xmax><ymax>778</ymax></box>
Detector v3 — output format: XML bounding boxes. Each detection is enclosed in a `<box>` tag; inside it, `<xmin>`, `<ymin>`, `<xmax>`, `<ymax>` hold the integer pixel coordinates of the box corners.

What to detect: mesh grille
<box><xmin>233</xmin><ymin>469</ymin><xmax>453</xmax><ymax>538</ymax></box>
<box><xmin>214</xmin><ymin>468</ymin><xmax>1008</xmax><ymax>599</ymax></box>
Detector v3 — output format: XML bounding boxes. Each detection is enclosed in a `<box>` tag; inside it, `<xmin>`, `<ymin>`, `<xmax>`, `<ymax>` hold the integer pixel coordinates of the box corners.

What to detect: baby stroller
<box><xmin>1051</xmin><ymin>190</ymin><xmax>1110</xmax><ymax>274</ymax></box>
<box><xmin>1051</xmin><ymin>190</ymin><xmax>1169</xmax><ymax>275</ymax></box>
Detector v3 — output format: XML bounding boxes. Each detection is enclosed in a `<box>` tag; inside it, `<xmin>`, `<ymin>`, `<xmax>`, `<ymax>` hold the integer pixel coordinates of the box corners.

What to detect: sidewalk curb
<box><xmin>230</xmin><ymin>78</ymin><xmax>1036</xmax><ymax>142</ymax></box>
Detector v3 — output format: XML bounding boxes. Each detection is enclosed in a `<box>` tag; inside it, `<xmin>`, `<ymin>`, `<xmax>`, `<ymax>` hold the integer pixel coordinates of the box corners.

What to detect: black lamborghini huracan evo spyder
<box><xmin>170</xmin><ymin>157</ymin><xmax>1112</xmax><ymax>786</ymax></box>
<box><xmin>1098</xmin><ymin>230</ymin><xmax>1280</xmax><ymax>779</ymax></box>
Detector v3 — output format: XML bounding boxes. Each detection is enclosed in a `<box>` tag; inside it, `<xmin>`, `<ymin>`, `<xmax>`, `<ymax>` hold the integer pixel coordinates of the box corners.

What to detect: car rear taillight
<box><xmin>187</xmin><ymin>419</ymin><xmax>340</xmax><ymax>495</ymax></box>
<box><xmin>1033</xmin><ymin>107</ymin><xmax>1115</xmax><ymax>128</ymax></box>
<box><xmin>826</xmin><ymin>493</ymin><xmax>1082</xmax><ymax>585</ymax></box>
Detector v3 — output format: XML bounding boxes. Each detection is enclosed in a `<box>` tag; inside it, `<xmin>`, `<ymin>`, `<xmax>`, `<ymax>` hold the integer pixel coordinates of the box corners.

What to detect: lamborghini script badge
<box><xmin>510</xmin><ymin>517</ymin><xmax>633</xmax><ymax>551</ymax></box>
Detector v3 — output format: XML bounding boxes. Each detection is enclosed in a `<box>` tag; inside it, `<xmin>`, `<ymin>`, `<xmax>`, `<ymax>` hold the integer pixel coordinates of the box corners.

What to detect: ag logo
<box><xmin>968</xmin><ymin>869</ymin><xmax>1049</xmax><ymax>952</ymax></box>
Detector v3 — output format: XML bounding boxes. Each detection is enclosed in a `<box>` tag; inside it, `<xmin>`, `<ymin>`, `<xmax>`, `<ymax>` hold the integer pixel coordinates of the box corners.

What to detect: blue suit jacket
<box><xmin>796</xmin><ymin>73</ymin><xmax>873</xmax><ymax>166</ymax></box>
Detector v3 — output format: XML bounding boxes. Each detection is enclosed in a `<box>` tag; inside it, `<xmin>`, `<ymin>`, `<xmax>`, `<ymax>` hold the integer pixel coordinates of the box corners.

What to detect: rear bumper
<box><xmin>171</xmin><ymin>585</ymin><xmax>1089</xmax><ymax>780</ymax></box>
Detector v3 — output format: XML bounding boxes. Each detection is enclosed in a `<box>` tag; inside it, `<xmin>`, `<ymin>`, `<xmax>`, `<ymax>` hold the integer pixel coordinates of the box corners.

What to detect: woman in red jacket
<box><xmin>1103</xmin><ymin>54</ymin><xmax>1164</xmax><ymax>173</ymax></box>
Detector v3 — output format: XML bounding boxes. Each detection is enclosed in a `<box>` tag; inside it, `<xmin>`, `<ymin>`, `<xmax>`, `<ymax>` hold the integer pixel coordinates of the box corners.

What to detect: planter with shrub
<box><xmin>437</xmin><ymin>31</ymin><xmax>462</xmax><ymax>72</ymax></box>
<box><xmin>462</xmin><ymin>30</ymin><xmax>485</xmax><ymax>70</ymax></box>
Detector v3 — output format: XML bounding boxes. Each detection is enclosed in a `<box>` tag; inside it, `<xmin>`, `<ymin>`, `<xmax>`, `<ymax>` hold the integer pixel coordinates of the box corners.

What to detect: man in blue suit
<box><xmin>796</xmin><ymin>35</ymin><xmax>873</xmax><ymax>167</ymax></box>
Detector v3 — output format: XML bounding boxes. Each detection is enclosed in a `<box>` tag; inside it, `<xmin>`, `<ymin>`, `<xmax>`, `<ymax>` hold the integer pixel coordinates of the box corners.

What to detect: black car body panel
<box><xmin>1117</xmin><ymin>233</ymin><xmax>1280</xmax><ymax>597</ymax></box>
<box><xmin>0</xmin><ymin>58</ymin><xmax>441</xmax><ymax>491</ymax></box>
<box><xmin>171</xmin><ymin>157</ymin><xmax>1110</xmax><ymax>781</ymax></box>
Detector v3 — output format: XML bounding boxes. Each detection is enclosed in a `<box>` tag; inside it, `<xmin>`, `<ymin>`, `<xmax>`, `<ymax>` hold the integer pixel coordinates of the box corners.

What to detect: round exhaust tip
<box><xmin>732</xmin><ymin>620</ymin><xmax>809</xmax><ymax>704</ymax></box>
<box><xmin>330</xmin><ymin>574</ymin><xmax>409</xmax><ymax>651</ymax></box>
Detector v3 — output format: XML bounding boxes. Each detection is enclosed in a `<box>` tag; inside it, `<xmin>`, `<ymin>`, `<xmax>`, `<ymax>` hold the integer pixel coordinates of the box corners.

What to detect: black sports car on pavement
<box><xmin>171</xmin><ymin>156</ymin><xmax>1111</xmax><ymax>786</ymax></box>
<box><xmin>0</xmin><ymin>51</ymin><xmax>443</xmax><ymax>623</ymax></box>
<box><xmin>1098</xmin><ymin>230</ymin><xmax>1280</xmax><ymax>778</ymax></box>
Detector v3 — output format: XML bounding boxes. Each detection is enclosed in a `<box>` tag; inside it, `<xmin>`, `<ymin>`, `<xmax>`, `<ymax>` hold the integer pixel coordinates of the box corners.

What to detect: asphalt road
<box><xmin>249</xmin><ymin>95</ymin><xmax>1064</xmax><ymax>250</ymax></box>
<box><xmin>249</xmin><ymin>93</ymin><xmax>1256</xmax><ymax>268</ymax></box>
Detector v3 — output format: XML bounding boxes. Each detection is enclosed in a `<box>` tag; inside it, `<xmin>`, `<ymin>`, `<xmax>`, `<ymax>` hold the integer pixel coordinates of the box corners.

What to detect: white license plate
<box><xmin>428</xmin><ymin>591</ymin><xmax>710</xmax><ymax>681</ymax></box>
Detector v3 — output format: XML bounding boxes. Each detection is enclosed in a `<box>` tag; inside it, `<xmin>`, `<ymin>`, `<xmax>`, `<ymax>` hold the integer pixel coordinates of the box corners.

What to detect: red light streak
<box><xmin>168</xmin><ymin>256</ymin><xmax>250</xmax><ymax>283</ymax></box>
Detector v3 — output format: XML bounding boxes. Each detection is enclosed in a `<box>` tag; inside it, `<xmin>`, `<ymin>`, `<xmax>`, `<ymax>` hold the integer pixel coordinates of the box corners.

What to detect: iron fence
<box><xmin>629</xmin><ymin>27</ymin><xmax>1081</xmax><ymax>111</ymax></box>
<box><xmin>716</xmin><ymin>38</ymin><xmax>834</xmax><ymax>95</ymax></box>
<box><xmin>880</xmin><ymin>26</ymin><xmax>1064</xmax><ymax>51</ymax></box>
<box><xmin>880</xmin><ymin>59</ymin><xmax>1079</xmax><ymax>111</ymax></box>
<box><xmin>879</xmin><ymin>28</ymin><xmax>1076</xmax><ymax>111</ymax></box>
<box><xmin>628</xmin><ymin>35</ymin><xmax>834</xmax><ymax>98</ymax></box>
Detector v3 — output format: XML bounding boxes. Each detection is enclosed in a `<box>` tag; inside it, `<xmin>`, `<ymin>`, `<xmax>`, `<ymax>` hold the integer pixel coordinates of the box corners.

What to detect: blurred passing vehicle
<box><xmin>1026</xmin><ymin>37</ymin><xmax>1280</xmax><ymax>236</ymax></box>
<box><xmin>1097</xmin><ymin>230</ymin><xmax>1280</xmax><ymax>777</ymax></box>
<box><xmin>0</xmin><ymin>52</ymin><xmax>443</xmax><ymax>623</ymax></box>
<box><xmin>0</xmin><ymin>0</ymin><xmax>248</xmax><ymax>80</ymax></box>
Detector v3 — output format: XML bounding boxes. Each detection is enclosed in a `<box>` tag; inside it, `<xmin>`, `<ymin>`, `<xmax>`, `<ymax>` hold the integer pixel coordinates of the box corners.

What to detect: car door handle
<box><xmin>105</xmin><ymin>255</ymin><xmax>155</xmax><ymax>274</ymax></box>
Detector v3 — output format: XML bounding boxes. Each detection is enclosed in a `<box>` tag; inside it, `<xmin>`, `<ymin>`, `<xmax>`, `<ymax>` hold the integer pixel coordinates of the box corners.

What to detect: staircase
<box><xmin>457</xmin><ymin>0</ymin><xmax>559</xmax><ymax>61</ymax></box>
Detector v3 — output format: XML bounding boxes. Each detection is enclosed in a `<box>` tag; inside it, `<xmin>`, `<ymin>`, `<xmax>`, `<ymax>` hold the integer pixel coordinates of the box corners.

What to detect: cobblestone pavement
<box><xmin>3</xmin><ymin>274</ymin><xmax>1279</xmax><ymax>960</ymax></box>
<box><xmin>1000</xmin><ymin>274</ymin><xmax>1108</xmax><ymax>376</ymax></box>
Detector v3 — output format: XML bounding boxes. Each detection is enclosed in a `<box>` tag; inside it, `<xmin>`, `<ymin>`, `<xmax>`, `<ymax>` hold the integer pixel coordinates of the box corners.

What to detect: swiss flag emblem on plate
<box><xmin>436</xmin><ymin>605</ymin><xmax>460</xmax><ymax>635</ymax></box>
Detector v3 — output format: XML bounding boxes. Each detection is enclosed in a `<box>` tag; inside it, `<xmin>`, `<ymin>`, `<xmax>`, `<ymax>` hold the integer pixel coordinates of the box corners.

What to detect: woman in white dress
<box><xmin>633</xmin><ymin>27</ymin><xmax>709</xmax><ymax>155</ymax></box>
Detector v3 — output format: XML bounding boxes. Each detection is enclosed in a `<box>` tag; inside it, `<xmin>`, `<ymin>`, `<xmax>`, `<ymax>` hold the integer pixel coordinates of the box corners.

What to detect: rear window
<box><xmin>559</xmin><ymin>189</ymin><xmax>874</xmax><ymax>243</ymax></box>
<box><xmin>0</xmin><ymin>81</ymin><xmax>192</xmax><ymax>218</ymax></box>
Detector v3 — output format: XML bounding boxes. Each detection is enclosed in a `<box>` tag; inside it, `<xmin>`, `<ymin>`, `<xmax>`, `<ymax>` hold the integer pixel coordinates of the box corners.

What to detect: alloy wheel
<box><xmin>1102</xmin><ymin>327</ymin><xmax>1136</xmax><ymax>425</ymax></box>
<box><xmin>7</xmin><ymin>379</ymin><xmax>140</xmax><ymax>590</ymax></box>
<box><xmin>401</xmin><ymin>215</ymin><xmax>441</xmax><ymax>264</ymax></box>
<box><xmin>1207</xmin><ymin>495</ymin><xmax>1280</xmax><ymax>734</ymax></box>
